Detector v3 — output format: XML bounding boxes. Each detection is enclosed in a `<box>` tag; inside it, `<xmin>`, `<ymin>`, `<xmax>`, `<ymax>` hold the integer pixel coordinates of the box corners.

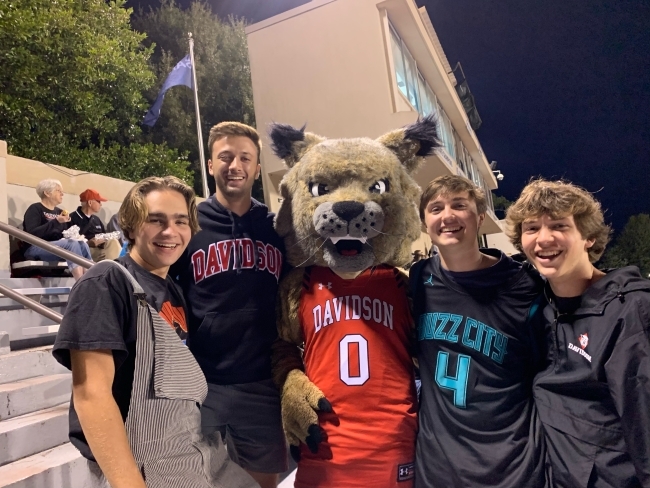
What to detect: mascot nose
<box><xmin>332</xmin><ymin>201</ymin><xmax>365</xmax><ymax>223</ymax></box>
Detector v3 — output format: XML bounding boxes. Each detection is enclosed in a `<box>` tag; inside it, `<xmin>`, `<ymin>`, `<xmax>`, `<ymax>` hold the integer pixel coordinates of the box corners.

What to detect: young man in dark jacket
<box><xmin>172</xmin><ymin>122</ymin><xmax>287</xmax><ymax>488</ymax></box>
<box><xmin>507</xmin><ymin>178</ymin><xmax>650</xmax><ymax>487</ymax></box>
<box><xmin>410</xmin><ymin>175</ymin><xmax>547</xmax><ymax>488</ymax></box>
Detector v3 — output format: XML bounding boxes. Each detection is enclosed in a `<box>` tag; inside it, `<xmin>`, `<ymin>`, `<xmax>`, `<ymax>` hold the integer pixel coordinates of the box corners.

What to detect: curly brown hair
<box><xmin>419</xmin><ymin>175</ymin><xmax>487</xmax><ymax>220</ymax></box>
<box><xmin>119</xmin><ymin>176</ymin><xmax>200</xmax><ymax>248</ymax></box>
<box><xmin>506</xmin><ymin>178</ymin><xmax>611</xmax><ymax>262</ymax></box>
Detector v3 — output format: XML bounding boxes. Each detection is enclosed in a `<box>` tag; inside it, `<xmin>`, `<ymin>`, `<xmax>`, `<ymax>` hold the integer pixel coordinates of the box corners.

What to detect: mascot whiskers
<box><xmin>269</xmin><ymin>116</ymin><xmax>440</xmax><ymax>488</ymax></box>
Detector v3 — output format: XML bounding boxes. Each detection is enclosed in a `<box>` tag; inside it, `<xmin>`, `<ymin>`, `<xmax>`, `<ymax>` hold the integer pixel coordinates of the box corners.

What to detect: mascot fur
<box><xmin>269</xmin><ymin>116</ymin><xmax>440</xmax><ymax>488</ymax></box>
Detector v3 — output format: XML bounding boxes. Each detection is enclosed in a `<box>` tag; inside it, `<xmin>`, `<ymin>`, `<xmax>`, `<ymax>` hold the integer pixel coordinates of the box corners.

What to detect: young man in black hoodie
<box><xmin>172</xmin><ymin>122</ymin><xmax>287</xmax><ymax>488</ymax></box>
<box><xmin>507</xmin><ymin>179</ymin><xmax>650</xmax><ymax>488</ymax></box>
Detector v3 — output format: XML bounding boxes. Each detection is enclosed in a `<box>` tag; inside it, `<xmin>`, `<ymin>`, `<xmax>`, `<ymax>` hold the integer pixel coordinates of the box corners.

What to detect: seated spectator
<box><xmin>70</xmin><ymin>189</ymin><xmax>121</xmax><ymax>262</ymax></box>
<box><xmin>23</xmin><ymin>179</ymin><xmax>93</xmax><ymax>280</ymax></box>
<box><xmin>106</xmin><ymin>212</ymin><xmax>126</xmax><ymax>245</ymax></box>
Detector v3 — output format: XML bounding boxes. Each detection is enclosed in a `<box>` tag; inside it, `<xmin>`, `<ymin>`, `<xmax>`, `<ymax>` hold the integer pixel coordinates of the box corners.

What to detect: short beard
<box><xmin>215</xmin><ymin>177</ymin><xmax>249</xmax><ymax>200</ymax></box>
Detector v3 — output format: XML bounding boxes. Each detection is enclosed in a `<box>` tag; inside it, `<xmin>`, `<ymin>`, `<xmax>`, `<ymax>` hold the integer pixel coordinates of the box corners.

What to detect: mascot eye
<box><xmin>310</xmin><ymin>182</ymin><xmax>330</xmax><ymax>197</ymax></box>
<box><xmin>370</xmin><ymin>179</ymin><xmax>389</xmax><ymax>194</ymax></box>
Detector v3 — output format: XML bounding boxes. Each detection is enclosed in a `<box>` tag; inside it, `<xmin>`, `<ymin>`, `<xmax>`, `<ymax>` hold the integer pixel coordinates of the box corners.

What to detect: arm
<box><xmin>273</xmin><ymin>269</ymin><xmax>331</xmax><ymax>458</ymax></box>
<box><xmin>605</xmin><ymin>300</ymin><xmax>650</xmax><ymax>485</ymax></box>
<box><xmin>23</xmin><ymin>204</ymin><xmax>67</xmax><ymax>240</ymax></box>
<box><xmin>71</xmin><ymin>349</ymin><xmax>146</xmax><ymax>488</ymax></box>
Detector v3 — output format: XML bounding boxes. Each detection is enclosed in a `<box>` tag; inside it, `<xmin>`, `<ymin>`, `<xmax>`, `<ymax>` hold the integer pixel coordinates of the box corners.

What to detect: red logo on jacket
<box><xmin>578</xmin><ymin>333</ymin><xmax>589</xmax><ymax>349</ymax></box>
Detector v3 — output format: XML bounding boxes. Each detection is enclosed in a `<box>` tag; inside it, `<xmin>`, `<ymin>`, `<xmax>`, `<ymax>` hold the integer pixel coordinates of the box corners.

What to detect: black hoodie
<box><xmin>534</xmin><ymin>266</ymin><xmax>650</xmax><ymax>487</ymax></box>
<box><xmin>172</xmin><ymin>197</ymin><xmax>285</xmax><ymax>385</ymax></box>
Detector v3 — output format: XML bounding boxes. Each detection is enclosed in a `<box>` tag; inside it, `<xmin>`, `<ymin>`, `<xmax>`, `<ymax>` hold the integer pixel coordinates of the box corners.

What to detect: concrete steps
<box><xmin>0</xmin><ymin>346</ymin><xmax>68</xmax><ymax>384</ymax></box>
<box><xmin>0</xmin><ymin>443</ymin><xmax>90</xmax><ymax>488</ymax></box>
<box><xmin>0</xmin><ymin>374</ymin><xmax>71</xmax><ymax>421</ymax></box>
<box><xmin>0</xmin><ymin>336</ymin><xmax>96</xmax><ymax>487</ymax></box>
<box><xmin>0</xmin><ymin>403</ymin><xmax>69</xmax><ymax>467</ymax></box>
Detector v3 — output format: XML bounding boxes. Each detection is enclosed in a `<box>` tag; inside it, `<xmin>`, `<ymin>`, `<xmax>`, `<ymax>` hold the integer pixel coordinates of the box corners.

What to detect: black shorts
<box><xmin>201</xmin><ymin>379</ymin><xmax>288</xmax><ymax>474</ymax></box>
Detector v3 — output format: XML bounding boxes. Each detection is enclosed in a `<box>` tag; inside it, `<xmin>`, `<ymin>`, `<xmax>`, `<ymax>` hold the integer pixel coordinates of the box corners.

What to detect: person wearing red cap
<box><xmin>70</xmin><ymin>189</ymin><xmax>121</xmax><ymax>262</ymax></box>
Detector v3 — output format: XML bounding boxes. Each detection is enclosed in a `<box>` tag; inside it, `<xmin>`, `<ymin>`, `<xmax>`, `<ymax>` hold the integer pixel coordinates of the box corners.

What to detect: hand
<box><xmin>56</xmin><ymin>214</ymin><xmax>70</xmax><ymax>223</ymax></box>
<box><xmin>91</xmin><ymin>237</ymin><xmax>106</xmax><ymax>246</ymax></box>
<box><xmin>281</xmin><ymin>369</ymin><xmax>332</xmax><ymax>461</ymax></box>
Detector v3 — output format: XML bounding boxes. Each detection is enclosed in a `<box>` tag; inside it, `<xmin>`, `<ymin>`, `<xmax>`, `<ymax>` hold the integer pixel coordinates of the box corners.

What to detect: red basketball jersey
<box><xmin>295</xmin><ymin>266</ymin><xmax>417</xmax><ymax>488</ymax></box>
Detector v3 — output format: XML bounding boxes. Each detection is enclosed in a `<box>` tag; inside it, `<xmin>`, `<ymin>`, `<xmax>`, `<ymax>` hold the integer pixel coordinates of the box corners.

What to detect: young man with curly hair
<box><xmin>410</xmin><ymin>175</ymin><xmax>546</xmax><ymax>488</ymax></box>
<box><xmin>507</xmin><ymin>179</ymin><xmax>650</xmax><ymax>487</ymax></box>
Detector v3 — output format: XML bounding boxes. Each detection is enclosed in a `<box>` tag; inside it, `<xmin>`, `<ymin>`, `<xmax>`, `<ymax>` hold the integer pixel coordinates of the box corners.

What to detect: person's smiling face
<box><xmin>521</xmin><ymin>214</ymin><xmax>595</xmax><ymax>285</ymax></box>
<box><xmin>208</xmin><ymin>135</ymin><xmax>260</xmax><ymax>202</ymax></box>
<box><xmin>423</xmin><ymin>191</ymin><xmax>484</xmax><ymax>252</ymax></box>
<box><xmin>128</xmin><ymin>189</ymin><xmax>192</xmax><ymax>278</ymax></box>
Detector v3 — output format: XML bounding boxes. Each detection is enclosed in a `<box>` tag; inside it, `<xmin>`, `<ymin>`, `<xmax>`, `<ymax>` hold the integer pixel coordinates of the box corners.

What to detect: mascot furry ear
<box><xmin>375</xmin><ymin>114</ymin><xmax>440</xmax><ymax>173</ymax></box>
<box><xmin>269</xmin><ymin>123</ymin><xmax>326</xmax><ymax>168</ymax></box>
<box><xmin>270</xmin><ymin>114</ymin><xmax>438</xmax><ymax>173</ymax></box>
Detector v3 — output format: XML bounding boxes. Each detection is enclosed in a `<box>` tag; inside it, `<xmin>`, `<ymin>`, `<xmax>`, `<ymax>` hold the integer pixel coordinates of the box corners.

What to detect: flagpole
<box><xmin>188</xmin><ymin>33</ymin><xmax>209</xmax><ymax>199</ymax></box>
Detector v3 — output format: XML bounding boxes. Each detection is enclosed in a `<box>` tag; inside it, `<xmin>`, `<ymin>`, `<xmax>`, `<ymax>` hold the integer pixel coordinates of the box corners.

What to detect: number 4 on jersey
<box><xmin>435</xmin><ymin>352</ymin><xmax>471</xmax><ymax>408</ymax></box>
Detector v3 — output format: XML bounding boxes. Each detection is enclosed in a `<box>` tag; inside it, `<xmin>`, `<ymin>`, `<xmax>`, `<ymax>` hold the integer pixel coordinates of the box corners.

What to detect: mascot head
<box><xmin>270</xmin><ymin>115</ymin><xmax>440</xmax><ymax>273</ymax></box>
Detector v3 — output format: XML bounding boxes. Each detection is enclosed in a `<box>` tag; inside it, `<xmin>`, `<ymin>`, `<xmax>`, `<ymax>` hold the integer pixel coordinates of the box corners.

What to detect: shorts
<box><xmin>201</xmin><ymin>379</ymin><xmax>288</xmax><ymax>474</ymax></box>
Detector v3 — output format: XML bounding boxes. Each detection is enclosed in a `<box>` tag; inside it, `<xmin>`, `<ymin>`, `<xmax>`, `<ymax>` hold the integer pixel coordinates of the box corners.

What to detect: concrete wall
<box><xmin>1</xmin><ymin>143</ymin><xmax>136</xmax><ymax>276</ymax></box>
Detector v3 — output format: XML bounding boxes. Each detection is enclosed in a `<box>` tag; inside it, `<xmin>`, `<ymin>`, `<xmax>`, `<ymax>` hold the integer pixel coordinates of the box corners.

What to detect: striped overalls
<box><xmin>87</xmin><ymin>261</ymin><xmax>258</xmax><ymax>488</ymax></box>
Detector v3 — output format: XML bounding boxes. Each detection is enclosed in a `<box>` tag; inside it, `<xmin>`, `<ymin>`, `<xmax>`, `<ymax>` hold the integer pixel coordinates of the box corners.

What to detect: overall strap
<box><xmin>94</xmin><ymin>260</ymin><xmax>146</xmax><ymax>297</ymax></box>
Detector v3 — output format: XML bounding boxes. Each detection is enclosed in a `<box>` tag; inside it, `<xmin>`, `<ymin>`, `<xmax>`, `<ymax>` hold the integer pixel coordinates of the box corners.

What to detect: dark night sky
<box><xmin>129</xmin><ymin>0</ymin><xmax>650</xmax><ymax>234</ymax></box>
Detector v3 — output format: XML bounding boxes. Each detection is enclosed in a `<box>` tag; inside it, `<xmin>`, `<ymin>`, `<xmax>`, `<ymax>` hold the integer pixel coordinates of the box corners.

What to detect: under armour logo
<box><xmin>318</xmin><ymin>282</ymin><xmax>332</xmax><ymax>290</ymax></box>
<box><xmin>423</xmin><ymin>274</ymin><xmax>434</xmax><ymax>286</ymax></box>
<box><xmin>397</xmin><ymin>462</ymin><xmax>415</xmax><ymax>482</ymax></box>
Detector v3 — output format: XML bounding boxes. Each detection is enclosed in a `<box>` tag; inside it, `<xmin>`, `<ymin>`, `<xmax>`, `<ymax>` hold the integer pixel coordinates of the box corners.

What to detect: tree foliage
<box><xmin>602</xmin><ymin>214</ymin><xmax>650</xmax><ymax>277</ymax></box>
<box><xmin>134</xmin><ymin>0</ymin><xmax>259</xmax><ymax>197</ymax></box>
<box><xmin>0</xmin><ymin>0</ymin><xmax>191</xmax><ymax>182</ymax></box>
<box><xmin>492</xmin><ymin>193</ymin><xmax>513</xmax><ymax>211</ymax></box>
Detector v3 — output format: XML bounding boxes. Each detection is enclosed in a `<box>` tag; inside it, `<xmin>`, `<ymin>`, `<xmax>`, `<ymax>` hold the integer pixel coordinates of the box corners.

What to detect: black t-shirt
<box><xmin>410</xmin><ymin>249</ymin><xmax>547</xmax><ymax>488</ymax></box>
<box><xmin>52</xmin><ymin>255</ymin><xmax>187</xmax><ymax>460</ymax></box>
<box><xmin>553</xmin><ymin>294</ymin><xmax>583</xmax><ymax>315</ymax></box>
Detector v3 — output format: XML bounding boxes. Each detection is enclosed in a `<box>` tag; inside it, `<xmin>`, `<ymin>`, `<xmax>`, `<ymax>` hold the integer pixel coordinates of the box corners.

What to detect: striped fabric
<box><xmin>97</xmin><ymin>261</ymin><xmax>257</xmax><ymax>488</ymax></box>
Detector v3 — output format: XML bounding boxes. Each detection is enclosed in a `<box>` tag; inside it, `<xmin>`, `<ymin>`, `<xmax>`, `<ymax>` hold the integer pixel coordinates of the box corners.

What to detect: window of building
<box><xmin>390</xmin><ymin>28</ymin><xmax>408</xmax><ymax>101</ymax></box>
<box><xmin>388</xmin><ymin>19</ymin><xmax>489</xmax><ymax>199</ymax></box>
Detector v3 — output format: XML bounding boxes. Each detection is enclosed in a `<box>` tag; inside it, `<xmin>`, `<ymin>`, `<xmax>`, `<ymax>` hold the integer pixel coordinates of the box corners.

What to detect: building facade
<box><xmin>246</xmin><ymin>0</ymin><xmax>505</xmax><ymax>255</ymax></box>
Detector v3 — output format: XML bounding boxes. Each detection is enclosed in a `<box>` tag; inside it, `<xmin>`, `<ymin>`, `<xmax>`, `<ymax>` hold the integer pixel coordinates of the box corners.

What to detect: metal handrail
<box><xmin>0</xmin><ymin>284</ymin><xmax>63</xmax><ymax>323</ymax></box>
<box><xmin>0</xmin><ymin>219</ymin><xmax>94</xmax><ymax>325</ymax></box>
<box><xmin>0</xmin><ymin>220</ymin><xmax>94</xmax><ymax>268</ymax></box>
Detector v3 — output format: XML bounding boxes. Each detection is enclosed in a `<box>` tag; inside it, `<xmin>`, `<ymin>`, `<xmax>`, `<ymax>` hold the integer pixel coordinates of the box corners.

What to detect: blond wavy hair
<box><xmin>119</xmin><ymin>176</ymin><xmax>200</xmax><ymax>247</ymax></box>
<box><xmin>506</xmin><ymin>178</ymin><xmax>611</xmax><ymax>262</ymax></box>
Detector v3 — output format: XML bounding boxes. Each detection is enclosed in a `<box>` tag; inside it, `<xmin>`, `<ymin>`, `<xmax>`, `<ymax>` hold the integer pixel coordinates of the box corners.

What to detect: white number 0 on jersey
<box><xmin>339</xmin><ymin>334</ymin><xmax>370</xmax><ymax>385</ymax></box>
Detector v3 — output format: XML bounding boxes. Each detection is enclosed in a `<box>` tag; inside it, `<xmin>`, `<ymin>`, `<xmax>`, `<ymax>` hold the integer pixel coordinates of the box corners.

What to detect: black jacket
<box><xmin>534</xmin><ymin>267</ymin><xmax>650</xmax><ymax>487</ymax></box>
<box><xmin>171</xmin><ymin>197</ymin><xmax>285</xmax><ymax>385</ymax></box>
<box><xmin>70</xmin><ymin>207</ymin><xmax>106</xmax><ymax>240</ymax></box>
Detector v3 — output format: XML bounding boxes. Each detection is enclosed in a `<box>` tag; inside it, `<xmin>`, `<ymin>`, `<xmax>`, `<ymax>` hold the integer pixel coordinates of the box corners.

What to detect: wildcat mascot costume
<box><xmin>269</xmin><ymin>116</ymin><xmax>440</xmax><ymax>488</ymax></box>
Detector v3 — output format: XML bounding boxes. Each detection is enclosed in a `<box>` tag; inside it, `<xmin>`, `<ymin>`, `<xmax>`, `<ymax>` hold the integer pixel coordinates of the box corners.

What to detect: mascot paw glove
<box><xmin>281</xmin><ymin>369</ymin><xmax>332</xmax><ymax>455</ymax></box>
